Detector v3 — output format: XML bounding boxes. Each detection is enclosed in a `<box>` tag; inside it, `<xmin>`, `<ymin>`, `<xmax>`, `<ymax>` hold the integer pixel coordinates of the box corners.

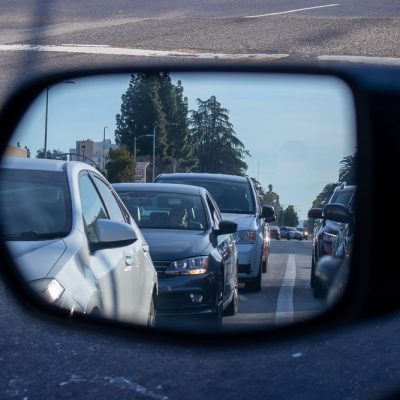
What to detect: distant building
<box><xmin>69</xmin><ymin>139</ymin><xmax>118</xmax><ymax>168</ymax></box>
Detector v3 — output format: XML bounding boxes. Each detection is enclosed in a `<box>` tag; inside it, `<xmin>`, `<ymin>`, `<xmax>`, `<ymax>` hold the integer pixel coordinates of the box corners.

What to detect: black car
<box><xmin>112</xmin><ymin>183</ymin><xmax>238</xmax><ymax>330</ymax></box>
<box><xmin>308</xmin><ymin>183</ymin><xmax>356</xmax><ymax>298</ymax></box>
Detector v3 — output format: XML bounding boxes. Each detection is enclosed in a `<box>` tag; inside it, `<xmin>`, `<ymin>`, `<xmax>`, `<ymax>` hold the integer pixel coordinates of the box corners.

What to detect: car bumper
<box><xmin>236</xmin><ymin>242</ymin><xmax>260</xmax><ymax>279</ymax></box>
<box><xmin>156</xmin><ymin>273</ymin><xmax>220</xmax><ymax>316</ymax></box>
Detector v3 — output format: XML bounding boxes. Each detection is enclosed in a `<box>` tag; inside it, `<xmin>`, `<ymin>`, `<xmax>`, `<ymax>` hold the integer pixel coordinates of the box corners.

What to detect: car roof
<box><xmin>0</xmin><ymin>157</ymin><xmax>99</xmax><ymax>175</ymax></box>
<box><xmin>112</xmin><ymin>182</ymin><xmax>207</xmax><ymax>196</ymax></box>
<box><xmin>1</xmin><ymin>156</ymin><xmax>68</xmax><ymax>172</ymax></box>
<box><xmin>156</xmin><ymin>172</ymin><xmax>250</xmax><ymax>183</ymax></box>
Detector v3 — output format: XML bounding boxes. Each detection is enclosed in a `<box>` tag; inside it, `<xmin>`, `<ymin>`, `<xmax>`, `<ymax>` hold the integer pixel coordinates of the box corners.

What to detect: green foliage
<box><xmin>36</xmin><ymin>148</ymin><xmax>66</xmax><ymax>160</ymax></box>
<box><xmin>106</xmin><ymin>148</ymin><xmax>136</xmax><ymax>183</ymax></box>
<box><xmin>282</xmin><ymin>205</ymin><xmax>299</xmax><ymax>227</ymax></box>
<box><xmin>115</xmin><ymin>73</ymin><xmax>197</xmax><ymax>175</ymax></box>
<box><xmin>190</xmin><ymin>96</ymin><xmax>249</xmax><ymax>175</ymax></box>
<box><xmin>339</xmin><ymin>152</ymin><xmax>357</xmax><ymax>185</ymax></box>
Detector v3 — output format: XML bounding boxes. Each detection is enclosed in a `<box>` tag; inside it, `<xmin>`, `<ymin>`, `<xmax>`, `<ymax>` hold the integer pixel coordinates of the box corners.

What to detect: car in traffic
<box><xmin>279</xmin><ymin>226</ymin><xmax>303</xmax><ymax>240</ymax></box>
<box><xmin>154</xmin><ymin>173</ymin><xmax>275</xmax><ymax>292</ymax></box>
<box><xmin>308</xmin><ymin>183</ymin><xmax>356</xmax><ymax>298</ymax></box>
<box><xmin>269</xmin><ymin>225</ymin><xmax>281</xmax><ymax>240</ymax></box>
<box><xmin>112</xmin><ymin>182</ymin><xmax>238</xmax><ymax>329</ymax></box>
<box><xmin>315</xmin><ymin>188</ymin><xmax>356</xmax><ymax>301</ymax></box>
<box><xmin>296</xmin><ymin>227</ymin><xmax>309</xmax><ymax>240</ymax></box>
<box><xmin>0</xmin><ymin>157</ymin><xmax>158</xmax><ymax>326</ymax></box>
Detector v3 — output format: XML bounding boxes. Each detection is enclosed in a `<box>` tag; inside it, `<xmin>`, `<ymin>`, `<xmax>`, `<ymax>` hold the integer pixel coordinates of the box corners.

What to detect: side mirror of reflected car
<box><xmin>215</xmin><ymin>220</ymin><xmax>237</xmax><ymax>236</ymax></box>
<box><xmin>323</xmin><ymin>203</ymin><xmax>354</xmax><ymax>224</ymax></box>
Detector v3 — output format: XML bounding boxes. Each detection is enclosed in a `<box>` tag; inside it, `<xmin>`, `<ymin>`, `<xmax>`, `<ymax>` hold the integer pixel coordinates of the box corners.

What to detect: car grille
<box><xmin>152</xmin><ymin>261</ymin><xmax>170</xmax><ymax>274</ymax></box>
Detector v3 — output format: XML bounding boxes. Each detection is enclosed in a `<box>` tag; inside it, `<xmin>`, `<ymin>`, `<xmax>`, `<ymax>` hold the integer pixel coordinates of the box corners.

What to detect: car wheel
<box><xmin>310</xmin><ymin>252</ymin><xmax>316</xmax><ymax>288</ymax></box>
<box><xmin>246</xmin><ymin>265</ymin><xmax>262</xmax><ymax>292</ymax></box>
<box><xmin>286</xmin><ymin>234</ymin><xmax>291</xmax><ymax>240</ymax></box>
<box><xmin>313</xmin><ymin>278</ymin><xmax>325</xmax><ymax>299</ymax></box>
<box><xmin>262</xmin><ymin>254</ymin><xmax>268</xmax><ymax>273</ymax></box>
<box><xmin>147</xmin><ymin>293</ymin><xmax>156</xmax><ymax>328</ymax></box>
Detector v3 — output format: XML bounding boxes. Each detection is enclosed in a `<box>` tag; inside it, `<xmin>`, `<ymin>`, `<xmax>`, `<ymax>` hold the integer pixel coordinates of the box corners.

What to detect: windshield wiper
<box><xmin>4</xmin><ymin>231</ymin><xmax>68</xmax><ymax>241</ymax></box>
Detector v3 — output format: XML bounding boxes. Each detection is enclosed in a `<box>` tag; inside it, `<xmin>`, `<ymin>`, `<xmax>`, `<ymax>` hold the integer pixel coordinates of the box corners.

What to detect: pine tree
<box><xmin>190</xmin><ymin>96</ymin><xmax>249</xmax><ymax>175</ymax></box>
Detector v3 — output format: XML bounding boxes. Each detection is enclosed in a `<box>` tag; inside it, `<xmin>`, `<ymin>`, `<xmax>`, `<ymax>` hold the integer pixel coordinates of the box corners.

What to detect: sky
<box><xmin>11</xmin><ymin>72</ymin><xmax>356</xmax><ymax>220</ymax></box>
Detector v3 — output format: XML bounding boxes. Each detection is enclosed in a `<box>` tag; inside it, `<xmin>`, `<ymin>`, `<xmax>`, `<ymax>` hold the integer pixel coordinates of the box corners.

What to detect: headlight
<box><xmin>233</xmin><ymin>230</ymin><xmax>257</xmax><ymax>243</ymax></box>
<box><xmin>29</xmin><ymin>278</ymin><xmax>65</xmax><ymax>303</ymax></box>
<box><xmin>165</xmin><ymin>256</ymin><xmax>209</xmax><ymax>275</ymax></box>
<box><xmin>322</xmin><ymin>232</ymin><xmax>336</xmax><ymax>243</ymax></box>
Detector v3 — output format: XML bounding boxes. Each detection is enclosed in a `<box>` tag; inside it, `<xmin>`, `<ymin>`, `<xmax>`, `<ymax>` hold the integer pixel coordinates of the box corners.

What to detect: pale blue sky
<box><xmin>11</xmin><ymin>72</ymin><xmax>356</xmax><ymax>220</ymax></box>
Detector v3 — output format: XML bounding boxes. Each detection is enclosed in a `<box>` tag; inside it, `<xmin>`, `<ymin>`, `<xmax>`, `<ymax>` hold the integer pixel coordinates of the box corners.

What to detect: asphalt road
<box><xmin>224</xmin><ymin>239</ymin><xmax>326</xmax><ymax>329</ymax></box>
<box><xmin>1</xmin><ymin>2</ymin><xmax>400</xmax><ymax>399</ymax></box>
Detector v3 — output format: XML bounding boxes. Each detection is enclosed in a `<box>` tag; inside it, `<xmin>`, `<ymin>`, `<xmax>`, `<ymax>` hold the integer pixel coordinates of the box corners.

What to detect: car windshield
<box><xmin>115</xmin><ymin>191</ymin><xmax>207</xmax><ymax>231</ymax></box>
<box><xmin>330</xmin><ymin>189</ymin><xmax>354</xmax><ymax>207</ymax></box>
<box><xmin>0</xmin><ymin>168</ymin><xmax>72</xmax><ymax>241</ymax></box>
<box><xmin>156</xmin><ymin>178</ymin><xmax>255</xmax><ymax>214</ymax></box>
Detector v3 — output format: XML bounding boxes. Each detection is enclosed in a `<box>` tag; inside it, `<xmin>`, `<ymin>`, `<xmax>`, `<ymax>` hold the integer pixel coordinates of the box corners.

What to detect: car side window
<box><xmin>79</xmin><ymin>173</ymin><xmax>109</xmax><ymax>243</ymax></box>
<box><xmin>206</xmin><ymin>194</ymin><xmax>221</xmax><ymax>227</ymax></box>
<box><xmin>92</xmin><ymin>175</ymin><xmax>129</xmax><ymax>224</ymax></box>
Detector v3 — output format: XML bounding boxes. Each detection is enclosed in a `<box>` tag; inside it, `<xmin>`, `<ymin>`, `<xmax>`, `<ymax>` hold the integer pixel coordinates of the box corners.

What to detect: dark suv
<box><xmin>308</xmin><ymin>183</ymin><xmax>356</xmax><ymax>298</ymax></box>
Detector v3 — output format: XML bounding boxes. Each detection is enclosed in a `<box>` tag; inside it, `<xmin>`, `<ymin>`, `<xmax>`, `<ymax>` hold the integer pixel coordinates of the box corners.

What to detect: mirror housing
<box><xmin>308</xmin><ymin>208</ymin><xmax>323</xmax><ymax>219</ymax></box>
<box><xmin>261</xmin><ymin>205</ymin><xmax>275</xmax><ymax>222</ymax></box>
<box><xmin>323</xmin><ymin>203</ymin><xmax>353</xmax><ymax>224</ymax></box>
<box><xmin>215</xmin><ymin>220</ymin><xmax>237</xmax><ymax>236</ymax></box>
<box><xmin>91</xmin><ymin>219</ymin><xmax>138</xmax><ymax>252</ymax></box>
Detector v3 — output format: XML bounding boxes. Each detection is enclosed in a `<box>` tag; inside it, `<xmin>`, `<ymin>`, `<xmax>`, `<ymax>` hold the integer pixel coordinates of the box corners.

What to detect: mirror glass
<box><xmin>0</xmin><ymin>72</ymin><xmax>356</xmax><ymax>332</ymax></box>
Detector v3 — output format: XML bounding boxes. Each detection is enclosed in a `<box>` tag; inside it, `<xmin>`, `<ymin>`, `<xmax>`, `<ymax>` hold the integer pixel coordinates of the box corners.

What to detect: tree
<box><xmin>115</xmin><ymin>73</ymin><xmax>167</xmax><ymax>160</ymax></box>
<box><xmin>339</xmin><ymin>152</ymin><xmax>357</xmax><ymax>185</ymax></box>
<box><xmin>190</xmin><ymin>96</ymin><xmax>249</xmax><ymax>175</ymax></box>
<box><xmin>106</xmin><ymin>148</ymin><xmax>136</xmax><ymax>183</ymax></box>
<box><xmin>282</xmin><ymin>205</ymin><xmax>299</xmax><ymax>227</ymax></box>
<box><xmin>36</xmin><ymin>148</ymin><xmax>67</xmax><ymax>160</ymax></box>
<box><xmin>158</xmin><ymin>75</ymin><xmax>197</xmax><ymax>171</ymax></box>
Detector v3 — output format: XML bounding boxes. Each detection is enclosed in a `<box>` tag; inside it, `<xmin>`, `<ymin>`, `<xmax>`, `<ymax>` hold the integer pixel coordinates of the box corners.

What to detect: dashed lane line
<box><xmin>275</xmin><ymin>254</ymin><xmax>296</xmax><ymax>325</ymax></box>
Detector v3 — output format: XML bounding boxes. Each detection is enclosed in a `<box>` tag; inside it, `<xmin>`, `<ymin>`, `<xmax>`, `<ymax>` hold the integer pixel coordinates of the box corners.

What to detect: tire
<box><xmin>246</xmin><ymin>265</ymin><xmax>262</xmax><ymax>292</ymax></box>
<box><xmin>313</xmin><ymin>278</ymin><xmax>325</xmax><ymax>299</ymax></box>
<box><xmin>147</xmin><ymin>293</ymin><xmax>156</xmax><ymax>328</ymax></box>
<box><xmin>286</xmin><ymin>234</ymin><xmax>291</xmax><ymax>240</ymax></box>
<box><xmin>310</xmin><ymin>254</ymin><xmax>316</xmax><ymax>288</ymax></box>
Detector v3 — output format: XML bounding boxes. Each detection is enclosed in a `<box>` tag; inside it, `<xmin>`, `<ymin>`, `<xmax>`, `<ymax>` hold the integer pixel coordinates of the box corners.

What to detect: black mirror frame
<box><xmin>0</xmin><ymin>62</ymin><xmax>392</xmax><ymax>344</ymax></box>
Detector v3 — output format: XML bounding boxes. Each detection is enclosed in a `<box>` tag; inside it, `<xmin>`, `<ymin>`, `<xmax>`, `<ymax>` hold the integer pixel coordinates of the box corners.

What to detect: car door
<box><xmin>78</xmin><ymin>172</ymin><xmax>143</xmax><ymax>324</ymax></box>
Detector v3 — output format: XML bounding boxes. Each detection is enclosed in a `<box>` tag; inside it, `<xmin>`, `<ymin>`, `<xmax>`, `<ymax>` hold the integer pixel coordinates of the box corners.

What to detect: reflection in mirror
<box><xmin>0</xmin><ymin>72</ymin><xmax>356</xmax><ymax>332</ymax></box>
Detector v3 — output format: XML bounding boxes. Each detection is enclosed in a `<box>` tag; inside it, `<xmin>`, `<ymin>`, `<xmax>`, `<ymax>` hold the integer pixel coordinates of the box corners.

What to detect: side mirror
<box><xmin>308</xmin><ymin>208</ymin><xmax>323</xmax><ymax>219</ymax></box>
<box><xmin>323</xmin><ymin>203</ymin><xmax>353</xmax><ymax>224</ymax></box>
<box><xmin>91</xmin><ymin>219</ymin><xmax>138</xmax><ymax>252</ymax></box>
<box><xmin>261</xmin><ymin>205</ymin><xmax>275</xmax><ymax>222</ymax></box>
<box><xmin>215</xmin><ymin>220</ymin><xmax>237</xmax><ymax>236</ymax></box>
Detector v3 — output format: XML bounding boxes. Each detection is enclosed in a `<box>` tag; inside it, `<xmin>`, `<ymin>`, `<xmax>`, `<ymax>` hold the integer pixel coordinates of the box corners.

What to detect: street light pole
<box><xmin>43</xmin><ymin>81</ymin><xmax>75</xmax><ymax>159</ymax></box>
<box><xmin>44</xmin><ymin>87</ymin><xmax>49</xmax><ymax>158</ymax></box>
<box><xmin>103</xmin><ymin>125</ymin><xmax>108</xmax><ymax>171</ymax></box>
<box><xmin>152</xmin><ymin>124</ymin><xmax>157</xmax><ymax>182</ymax></box>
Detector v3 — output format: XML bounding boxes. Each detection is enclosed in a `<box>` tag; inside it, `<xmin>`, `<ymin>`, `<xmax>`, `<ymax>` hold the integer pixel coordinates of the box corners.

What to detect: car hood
<box><xmin>221</xmin><ymin>213</ymin><xmax>256</xmax><ymax>231</ymax></box>
<box><xmin>141</xmin><ymin>229</ymin><xmax>210</xmax><ymax>261</ymax></box>
<box><xmin>6</xmin><ymin>239</ymin><xmax>67</xmax><ymax>282</ymax></box>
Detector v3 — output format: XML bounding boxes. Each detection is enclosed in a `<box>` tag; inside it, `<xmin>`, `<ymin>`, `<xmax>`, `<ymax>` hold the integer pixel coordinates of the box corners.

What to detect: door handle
<box><xmin>124</xmin><ymin>256</ymin><xmax>134</xmax><ymax>267</ymax></box>
<box><xmin>142</xmin><ymin>244</ymin><xmax>150</xmax><ymax>253</ymax></box>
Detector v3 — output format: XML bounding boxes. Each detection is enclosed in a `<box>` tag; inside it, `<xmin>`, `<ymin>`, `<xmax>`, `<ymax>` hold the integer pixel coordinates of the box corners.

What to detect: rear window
<box><xmin>156</xmin><ymin>177</ymin><xmax>255</xmax><ymax>214</ymax></box>
<box><xmin>115</xmin><ymin>191</ymin><xmax>207</xmax><ymax>231</ymax></box>
<box><xmin>0</xmin><ymin>168</ymin><xmax>72</xmax><ymax>241</ymax></box>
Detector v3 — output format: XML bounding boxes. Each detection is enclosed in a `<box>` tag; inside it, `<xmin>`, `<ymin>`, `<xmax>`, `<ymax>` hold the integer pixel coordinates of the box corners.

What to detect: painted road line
<box><xmin>319</xmin><ymin>55</ymin><xmax>400</xmax><ymax>65</ymax></box>
<box><xmin>275</xmin><ymin>254</ymin><xmax>296</xmax><ymax>324</ymax></box>
<box><xmin>0</xmin><ymin>44</ymin><xmax>289</xmax><ymax>61</ymax></box>
<box><xmin>245</xmin><ymin>4</ymin><xmax>339</xmax><ymax>18</ymax></box>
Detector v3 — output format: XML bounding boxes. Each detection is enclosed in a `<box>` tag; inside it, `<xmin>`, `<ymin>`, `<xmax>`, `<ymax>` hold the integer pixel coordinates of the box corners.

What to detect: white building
<box><xmin>69</xmin><ymin>139</ymin><xmax>118</xmax><ymax>169</ymax></box>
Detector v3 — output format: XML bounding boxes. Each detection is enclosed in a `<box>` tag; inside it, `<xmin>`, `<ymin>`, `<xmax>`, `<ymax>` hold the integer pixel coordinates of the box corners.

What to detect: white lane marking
<box><xmin>245</xmin><ymin>4</ymin><xmax>340</xmax><ymax>18</ymax></box>
<box><xmin>275</xmin><ymin>254</ymin><xmax>296</xmax><ymax>324</ymax></box>
<box><xmin>0</xmin><ymin>44</ymin><xmax>289</xmax><ymax>61</ymax></box>
<box><xmin>319</xmin><ymin>55</ymin><xmax>400</xmax><ymax>65</ymax></box>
